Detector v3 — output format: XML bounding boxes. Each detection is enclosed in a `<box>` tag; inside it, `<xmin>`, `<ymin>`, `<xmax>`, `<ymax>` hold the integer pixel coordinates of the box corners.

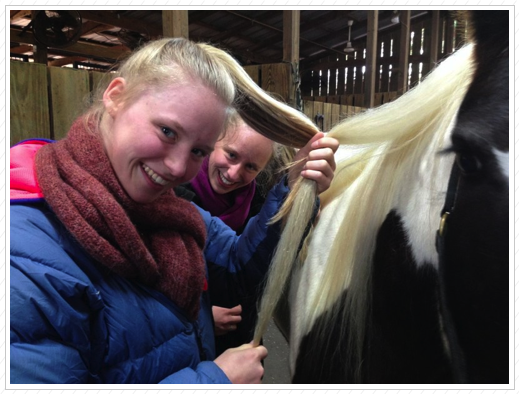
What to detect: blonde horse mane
<box><xmin>254</xmin><ymin>44</ymin><xmax>476</xmax><ymax>379</ymax></box>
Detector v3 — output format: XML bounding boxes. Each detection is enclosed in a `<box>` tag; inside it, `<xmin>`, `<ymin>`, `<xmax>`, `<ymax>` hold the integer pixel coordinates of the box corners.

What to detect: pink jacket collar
<box><xmin>10</xmin><ymin>139</ymin><xmax>53</xmax><ymax>203</ymax></box>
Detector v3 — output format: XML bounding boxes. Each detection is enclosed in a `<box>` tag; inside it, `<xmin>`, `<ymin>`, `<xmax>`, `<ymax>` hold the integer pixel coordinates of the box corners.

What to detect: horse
<box><xmin>254</xmin><ymin>10</ymin><xmax>509</xmax><ymax>384</ymax></box>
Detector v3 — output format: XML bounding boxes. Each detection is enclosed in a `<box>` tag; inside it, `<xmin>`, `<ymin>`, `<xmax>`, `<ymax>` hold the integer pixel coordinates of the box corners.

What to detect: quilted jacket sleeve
<box><xmin>198</xmin><ymin>176</ymin><xmax>319</xmax><ymax>311</ymax></box>
<box><xmin>10</xmin><ymin>255</ymin><xmax>106</xmax><ymax>384</ymax></box>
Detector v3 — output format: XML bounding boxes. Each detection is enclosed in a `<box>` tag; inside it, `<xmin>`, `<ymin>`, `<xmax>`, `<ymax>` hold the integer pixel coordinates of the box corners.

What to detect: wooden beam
<box><xmin>79</xmin><ymin>10</ymin><xmax>161</xmax><ymax>37</ymax></box>
<box><xmin>10</xmin><ymin>45</ymin><xmax>33</xmax><ymax>54</ymax></box>
<box><xmin>364</xmin><ymin>11</ymin><xmax>378</xmax><ymax>108</ymax></box>
<box><xmin>10</xmin><ymin>10</ymin><xmax>31</xmax><ymax>22</ymax></box>
<box><xmin>81</xmin><ymin>20</ymin><xmax>114</xmax><ymax>36</ymax></box>
<box><xmin>429</xmin><ymin>11</ymin><xmax>440</xmax><ymax>70</ymax></box>
<box><xmin>283</xmin><ymin>10</ymin><xmax>300</xmax><ymax>63</ymax></box>
<box><xmin>31</xmin><ymin>11</ymin><xmax>47</xmax><ymax>64</ymax></box>
<box><xmin>397</xmin><ymin>11</ymin><xmax>411</xmax><ymax>95</ymax></box>
<box><xmin>162</xmin><ymin>10</ymin><xmax>189</xmax><ymax>39</ymax></box>
<box><xmin>11</xmin><ymin>28</ymin><xmax>129</xmax><ymax>61</ymax></box>
<box><xmin>208</xmin><ymin>11</ymin><xmax>278</xmax><ymax>42</ymax></box>
<box><xmin>226</xmin><ymin>10</ymin><xmax>346</xmax><ymax>56</ymax></box>
<box><xmin>283</xmin><ymin>11</ymin><xmax>300</xmax><ymax>108</ymax></box>
<box><xmin>48</xmin><ymin>56</ymin><xmax>87</xmax><ymax>67</ymax></box>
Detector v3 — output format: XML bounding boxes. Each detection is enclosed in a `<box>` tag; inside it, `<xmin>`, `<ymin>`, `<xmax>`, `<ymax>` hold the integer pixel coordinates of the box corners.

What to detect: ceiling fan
<box><xmin>344</xmin><ymin>20</ymin><xmax>355</xmax><ymax>53</ymax></box>
<box><xmin>32</xmin><ymin>10</ymin><xmax>82</xmax><ymax>48</ymax></box>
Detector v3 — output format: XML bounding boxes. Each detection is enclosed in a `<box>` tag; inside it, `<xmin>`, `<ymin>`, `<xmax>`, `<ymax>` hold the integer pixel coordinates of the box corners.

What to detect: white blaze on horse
<box><xmin>254</xmin><ymin>10</ymin><xmax>509</xmax><ymax>384</ymax></box>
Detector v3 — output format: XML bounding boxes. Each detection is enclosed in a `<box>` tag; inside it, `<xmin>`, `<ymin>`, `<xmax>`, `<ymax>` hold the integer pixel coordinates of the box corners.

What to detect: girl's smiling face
<box><xmin>101</xmin><ymin>77</ymin><xmax>227</xmax><ymax>203</ymax></box>
<box><xmin>207</xmin><ymin>122</ymin><xmax>274</xmax><ymax>194</ymax></box>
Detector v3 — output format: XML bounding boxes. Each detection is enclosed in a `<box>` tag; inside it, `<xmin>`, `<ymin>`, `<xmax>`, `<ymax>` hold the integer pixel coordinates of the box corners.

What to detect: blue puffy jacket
<box><xmin>10</xmin><ymin>140</ymin><xmax>290</xmax><ymax>384</ymax></box>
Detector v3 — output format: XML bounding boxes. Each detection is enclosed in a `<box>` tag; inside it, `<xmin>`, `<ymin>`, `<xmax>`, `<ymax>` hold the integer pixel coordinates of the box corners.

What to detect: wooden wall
<box><xmin>11</xmin><ymin>59</ymin><xmax>365</xmax><ymax>143</ymax></box>
<box><xmin>244</xmin><ymin>63</ymin><xmax>291</xmax><ymax>103</ymax></box>
<box><xmin>10</xmin><ymin>60</ymin><xmax>110</xmax><ymax>146</ymax></box>
<box><xmin>10</xmin><ymin>61</ymin><xmax>291</xmax><ymax>146</ymax></box>
<box><xmin>303</xmin><ymin>100</ymin><xmax>365</xmax><ymax>132</ymax></box>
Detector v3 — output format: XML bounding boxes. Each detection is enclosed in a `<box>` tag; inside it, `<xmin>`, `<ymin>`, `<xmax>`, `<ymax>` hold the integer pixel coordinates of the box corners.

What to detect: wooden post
<box><xmin>397</xmin><ymin>10</ymin><xmax>411</xmax><ymax>95</ymax></box>
<box><xmin>31</xmin><ymin>11</ymin><xmax>47</xmax><ymax>64</ymax></box>
<box><xmin>429</xmin><ymin>11</ymin><xmax>440</xmax><ymax>70</ymax></box>
<box><xmin>283</xmin><ymin>10</ymin><xmax>300</xmax><ymax>108</ymax></box>
<box><xmin>445</xmin><ymin>14</ymin><xmax>455</xmax><ymax>55</ymax></box>
<box><xmin>364</xmin><ymin>10</ymin><xmax>378</xmax><ymax>108</ymax></box>
<box><xmin>162</xmin><ymin>10</ymin><xmax>189</xmax><ymax>39</ymax></box>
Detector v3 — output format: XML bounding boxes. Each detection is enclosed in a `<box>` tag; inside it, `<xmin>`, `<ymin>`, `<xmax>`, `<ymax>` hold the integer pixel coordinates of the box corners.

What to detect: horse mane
<box><xmin>254</xmin><ymin>43</ymin><xmax>476</xmax><ymax>379</ymax></box>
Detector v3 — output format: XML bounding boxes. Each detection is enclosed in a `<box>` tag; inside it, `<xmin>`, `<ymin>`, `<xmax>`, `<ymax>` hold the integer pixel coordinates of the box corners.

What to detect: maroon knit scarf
<box><xmin>35</xmin><ymin>119</ymin><xmax>206</xmax><ymax>319</ymax></box>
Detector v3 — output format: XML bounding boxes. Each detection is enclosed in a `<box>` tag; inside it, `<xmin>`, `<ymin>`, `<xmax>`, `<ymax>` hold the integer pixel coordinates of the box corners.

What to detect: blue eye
<box><xmin>161</xmin><ymin>127</ymin><xmax>176</xmax><ymax>140</ymax></box>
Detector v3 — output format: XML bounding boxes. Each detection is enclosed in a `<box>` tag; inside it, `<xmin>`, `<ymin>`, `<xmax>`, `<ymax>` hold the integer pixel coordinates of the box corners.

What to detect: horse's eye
<box><xmin>456</xmin><ymin>152</ymin><xmax>482</xmax><ymax>174</ymax></box>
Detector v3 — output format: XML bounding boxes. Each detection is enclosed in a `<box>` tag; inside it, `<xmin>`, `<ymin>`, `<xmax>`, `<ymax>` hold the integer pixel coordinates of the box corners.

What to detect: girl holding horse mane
<box><xmin>176</xmin><ymin>109</ymin><xmax>338</xmax><ymax>356</ymax></box>
<box><xmin>10</xmin><ymin>37</ymin><xmax>334</xmax><ymax>384</ymax></box>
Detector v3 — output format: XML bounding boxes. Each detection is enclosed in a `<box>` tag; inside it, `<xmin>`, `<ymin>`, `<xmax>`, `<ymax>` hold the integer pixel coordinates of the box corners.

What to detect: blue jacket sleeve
<box><xmin>198</xmin><ymin>176</ymin><xmax>288</xmax><ymax>279</ymax></box>
<box><xmin>10</xmin><ymin>256</ymin><xmax>106</xmax><ymax>384</ymax></box>
<box><xmin>198</xmin><ymin>176</ymin><xmax>320</xmax><ymax>314</ymax></box>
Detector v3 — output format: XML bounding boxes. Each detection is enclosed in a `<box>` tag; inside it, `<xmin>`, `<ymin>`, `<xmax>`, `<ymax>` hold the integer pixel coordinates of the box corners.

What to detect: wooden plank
<box><xmin>11</xmin><ymin>28</ymin><xmax>129</xmax><ymax>61</ymax></box>
<box><xmin>364</xmin><ymin>11</ymin><xmax>378</xmax><ymax>108</ymax></box>
<box><xmin>341</xmin><ymin>94</ymin><xmax>353</xmax><ymax>106</ymax></box>
<box><xmin>162</xmin><ymin>10</ymin><xmax>189</xmax><ymax>39</ymax></box>
<box><xmin>303</xmin><ymin>101</ymin><xmax>314</xmax><ymax>122</ymax></box>
<box><xmin>283</xmin><ymin>10</ymin><xmax>300</xmax><ymax>108</ymax></box>
<box><xmin>244</xmin><ymin>65</ymin><xmax>260</xmax><ymax>85</ymax></box>
<box><xmin>330</xmin><ymin>101</ymin><xmax>341</xmax><ymax>130</ymax></box>
<box><xmin>323</xmin><ymin>103</ymin><xmax>333</xmax><ymax>132</ymax></box>
<box><xmin>31</xmin><ymin>11</ymin><xmax>48</xmax><ymax>64</ymax></box>
<box><xmin>429</xmin><ymin>11</ymin><xmax>440</xmax><ymax>72</ymax></box>
<box><xmin>90</xmin><ymin>70</ymin><xmax>115</xmax><ymax>98</ymax></box>
<box><xmin>397</xmin><ymin>11</ymin><xmax>411</xmax><ymax>95</ymax></box>
<box><xmin>283</xmin><ymin>10</ymin><xmax>300</xmax><ymax>63</ymax></box>
<box><xmin>10</xmin><ymin>60</ymin><xmax>51</xmax><ymax>145</ymax></box>
<box><xmin>261</xmin><ymin>63</ymin><xmax>290</xmax><ymax>103</ymax></box>
<box><xmin>327</xmin><ymin>95</ymin><xmax>340</xmax><ymax>105</ymax></box>
<box><xmin>283</xmin><ymin>10</ymin><xmax>301</xmax><ymax>108</ymax></box>
<box><xmin>374</xmin><ymin>93</ymin><xmax>384</xmax><ymax>107</ymax></box>
<box><xmin>353</xmin><ymin>93</ymin><xmax>364</xmax><ymax>107</ymax></box>
<box><xmin>344</xmin><ymin>105</ymin><xmax>352</xmax><ymax>117</ymax></box>
<box><xmin>48</xmin><ymin>66</ymin><xmax>90</xmax><ymax>140</ymax></box>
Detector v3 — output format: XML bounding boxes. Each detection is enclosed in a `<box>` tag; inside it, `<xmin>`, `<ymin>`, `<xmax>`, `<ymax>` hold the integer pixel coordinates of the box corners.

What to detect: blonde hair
<box><xmin>253</xmin><ymin>44</ymin><xmax>476</xmax><ymax>380</ymax></box>
<box><xmin>85</xmin><ymin>38</ymin><xmax>236</xmax><ymax>128</ymax></box>
<box><xmin>195</xmin><ymin>43</ymin><xmax>319</xmax><ymax>148</ymax></box>
<box><xmin>86</xmin><ymin>37</ymin><xmax>319</xmax><ymax>147</ymax></box>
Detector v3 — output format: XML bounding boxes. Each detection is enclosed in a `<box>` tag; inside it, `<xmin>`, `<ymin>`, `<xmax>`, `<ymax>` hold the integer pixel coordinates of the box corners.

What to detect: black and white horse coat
<box><xmin>285</xmin><ymin>11</ymin><xmax>508</xmax><ymax>384</ymax></box>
